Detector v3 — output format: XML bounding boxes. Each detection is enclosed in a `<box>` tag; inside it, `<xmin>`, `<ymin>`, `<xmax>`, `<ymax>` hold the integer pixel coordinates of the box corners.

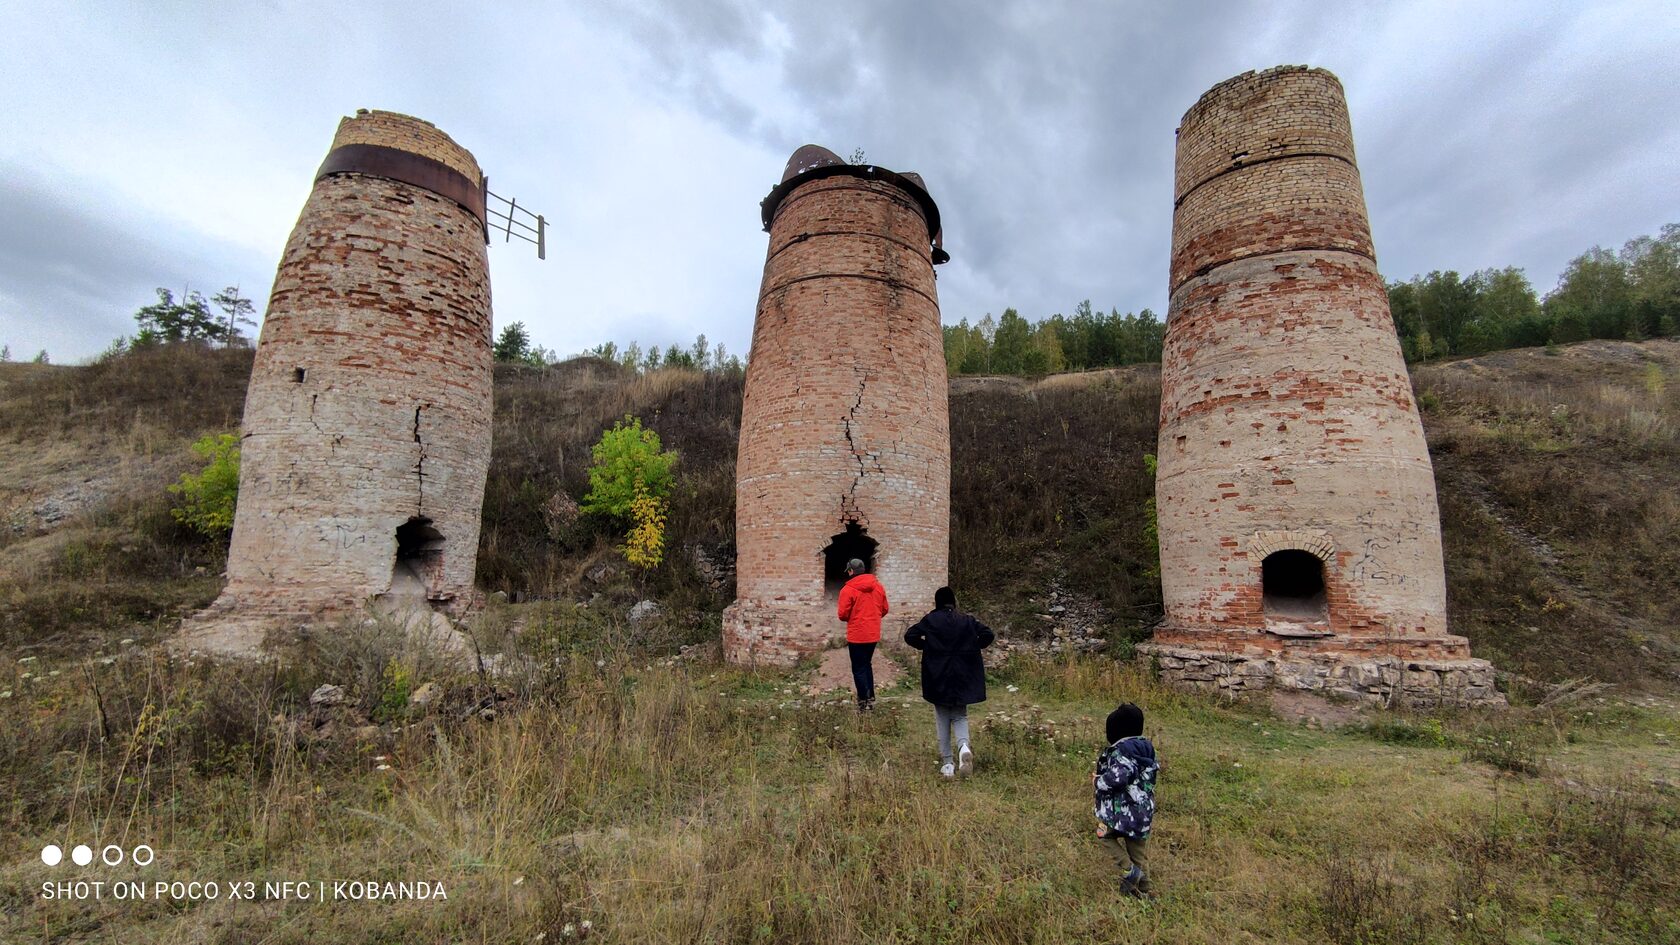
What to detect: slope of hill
<box><xmin>3</xmin><ymin>339</ymin><xmax>1678</xmax><ymax>688</ymax></box>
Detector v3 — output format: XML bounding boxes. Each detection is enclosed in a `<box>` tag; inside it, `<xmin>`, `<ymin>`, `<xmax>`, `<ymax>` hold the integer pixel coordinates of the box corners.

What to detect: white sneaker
<box><xmin>939</xmin><ymin>762</ymin><xmax>956</xmax><ymax>779</ymax></box>
<box><xmin>957</xmin><ymin>742</ymin><xmax>974</xmax><ymax>777</ymax></box>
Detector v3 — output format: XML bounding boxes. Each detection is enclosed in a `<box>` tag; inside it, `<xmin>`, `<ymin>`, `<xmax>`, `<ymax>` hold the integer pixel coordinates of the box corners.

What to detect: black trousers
<box><xmin>847</xmin><ymin>642</ymin><xmax>877</xmax><ymax>703</ymax></box>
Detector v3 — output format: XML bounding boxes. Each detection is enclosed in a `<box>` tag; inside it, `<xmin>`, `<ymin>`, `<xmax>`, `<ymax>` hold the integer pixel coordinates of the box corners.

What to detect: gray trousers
<box><xmin>934</xmin><ymin>703</ymin><xmax>970</xmax><ymax>763</ymax></box>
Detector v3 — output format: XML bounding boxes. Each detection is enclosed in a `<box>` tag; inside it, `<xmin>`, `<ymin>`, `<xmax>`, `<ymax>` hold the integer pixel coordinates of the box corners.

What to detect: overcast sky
<box><xmin>2</xmin><ymin>1</ymin><xmax>1676</xmax><ymax>364</ymax></box>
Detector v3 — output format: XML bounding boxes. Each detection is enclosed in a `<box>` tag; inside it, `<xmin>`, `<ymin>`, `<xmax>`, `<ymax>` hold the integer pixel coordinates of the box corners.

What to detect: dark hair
<box><xmin>934</xmin><ymin>586</ymin><xmax>956</xmax><ymax>609</ymax></box>
<box><xmin>1106</xmin><ymin>703</ymin><xmax>1144</xmax><ymax>743</ymax></box>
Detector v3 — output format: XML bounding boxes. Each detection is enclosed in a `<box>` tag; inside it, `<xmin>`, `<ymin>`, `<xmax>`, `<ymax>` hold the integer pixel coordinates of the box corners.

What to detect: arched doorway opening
<box><xmin>392</xmin><ymin>516</ymin><xmax>446</xmax><ymax>597</ymax></box>
<box><xmin>1261</xmin><ymin>549</ymin><xmax>1327</xmax><ymax>621</ymax></box>
<box><xmin>822</xmin><ymin>522</ymin><xmax>878</xmax><ymax>599</ymax></box>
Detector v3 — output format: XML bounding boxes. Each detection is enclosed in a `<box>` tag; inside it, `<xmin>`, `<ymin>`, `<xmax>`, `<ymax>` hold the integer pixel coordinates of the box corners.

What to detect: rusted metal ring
<box><xmin>761</xmin><ymin>164</ymin><xmax>949</xmax><ymax>264</ymax></box>
<box><xmin>316</xmin><ymin>144</ymin><xmax>487</xmax><ymax>232</ymax></box>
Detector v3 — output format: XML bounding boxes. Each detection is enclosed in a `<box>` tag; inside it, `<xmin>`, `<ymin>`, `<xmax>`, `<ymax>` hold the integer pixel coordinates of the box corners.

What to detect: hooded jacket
<box><xmin>904</xmin><ymin>606</ymin><xmax>995</xmax><ymax>705</ymax></box>
<box><xmin>837</xmin><ymin>573</ymin><xmax>889</xmax><ymax>644</ymax></box>
<box><xmin>1093</xmin><ymin>736</ymin><xmax>1159</xmax><ymax>839</ymax></box>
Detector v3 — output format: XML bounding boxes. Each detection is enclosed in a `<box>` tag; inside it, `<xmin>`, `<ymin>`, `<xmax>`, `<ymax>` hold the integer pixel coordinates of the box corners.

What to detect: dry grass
<box><xmin>479</xmin><ymin>361</ymin><xmax>740</xmax><ymax>613</ymax></box>
<box><xmin>949</xmin><ymin>370</ymin><xmax>1163</xmax><ymax>640</ymax></box>
<box><xmin>3</xmin><ymin>628</ymin><xmax>1677</xmax><ymax>943</ymax></box>
<box><xmin>6</xmin><ymin>339</ymin><xmax>1680</xmax><ymax>940</ymax></box>
<box><xmin>0</xmin><ymin>344</ymin><xmax>251</xmax><ymax>441</ymax></box>
<box><xmin>1416</xmin><ymin>339</ymin><xmax>1680</xmax><ymax>685</ymax></box>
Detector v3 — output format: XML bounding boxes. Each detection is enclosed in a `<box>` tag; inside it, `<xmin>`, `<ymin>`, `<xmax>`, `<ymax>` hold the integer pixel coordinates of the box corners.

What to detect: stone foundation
<box><xmin>722</xmin><ymin>600</ymin><xmax>829</xmax><ymax>667</ymax></box>
<box><xmin>1137</xmin><ymin>641</ymin><xmax>1504</xmax><ymax>707</ymax></box>
<box><xmin>722</xmin><ymin>599</ymin><xmax>914</xmax><ymax>667</ymax></box>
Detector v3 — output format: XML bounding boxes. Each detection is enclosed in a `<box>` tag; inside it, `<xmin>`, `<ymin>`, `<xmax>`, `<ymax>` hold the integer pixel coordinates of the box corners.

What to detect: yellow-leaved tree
<box><xmin>582</xmin><ymin>416</ymin><xmax>677</xmax><ymax>568</ymax></box>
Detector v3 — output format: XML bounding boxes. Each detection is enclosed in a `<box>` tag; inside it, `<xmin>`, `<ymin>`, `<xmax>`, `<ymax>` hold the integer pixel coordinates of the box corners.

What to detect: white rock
<box><xmin>309</xmin><ymin>683</ymin><xmax>347</xmax><ymax>707</ymax></box>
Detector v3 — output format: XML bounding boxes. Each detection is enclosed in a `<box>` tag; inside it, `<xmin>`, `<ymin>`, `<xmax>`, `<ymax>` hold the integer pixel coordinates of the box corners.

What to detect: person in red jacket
<box><xmin>837</xmin><ymin>558</ymin><xmax>889</xmax><ymax>710</ymax></box>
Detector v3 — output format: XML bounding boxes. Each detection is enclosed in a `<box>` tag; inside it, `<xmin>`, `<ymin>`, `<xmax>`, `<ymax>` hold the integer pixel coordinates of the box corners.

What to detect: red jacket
<box><xmin>837</xmin><ymin>573</ymin><xmax>890</xmax><ymax>644</ymax></box>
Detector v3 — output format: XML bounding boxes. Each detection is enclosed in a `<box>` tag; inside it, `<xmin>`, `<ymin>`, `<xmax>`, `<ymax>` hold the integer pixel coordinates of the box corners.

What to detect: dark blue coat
<box><xmin>904</xmin><ymin>606</ymin><xmax>995</xmax><ymax>706</ymax></box>
<box><xmin>1094</xmin><ymin>736</ymin><xmax>1159</xmax><ymax>839</ymax></box>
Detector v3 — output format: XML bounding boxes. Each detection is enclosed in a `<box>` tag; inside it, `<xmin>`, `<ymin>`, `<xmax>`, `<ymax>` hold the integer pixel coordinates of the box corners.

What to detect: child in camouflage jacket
<box><xmin>1093</xmin><ymin>702</ymin><xmax>1159</xmax><ymax>898</ymax></box>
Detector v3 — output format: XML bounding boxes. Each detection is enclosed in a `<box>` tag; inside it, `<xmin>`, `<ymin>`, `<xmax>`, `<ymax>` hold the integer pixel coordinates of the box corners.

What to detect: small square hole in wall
<box><xmin>292</xmin><ymin>368</ymin><xmax>306</xmax><ymax>383</ymax></box>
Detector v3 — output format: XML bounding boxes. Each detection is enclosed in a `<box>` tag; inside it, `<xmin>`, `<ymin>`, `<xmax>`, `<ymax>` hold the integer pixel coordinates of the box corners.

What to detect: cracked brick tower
<box><xmin>215</xmin><ymin>109</ymin><xmax>492</xmax><ymax>618</ymax></box>
<box><xmin>723</xmin><ymin>145</ymin><xmax>951</xmax><ymax>666</ymax></box>
<box><xmin>1142</xmin><ymin>67</ymin><xmax>1500</xmax><ymax>705</ymax></box>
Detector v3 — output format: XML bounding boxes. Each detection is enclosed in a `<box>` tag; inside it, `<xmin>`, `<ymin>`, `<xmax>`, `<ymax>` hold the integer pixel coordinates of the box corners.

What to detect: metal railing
<box><xmin>483</xmin><ymin>178</ymin><xmax>546</xmax><ymax>260</ymax></box>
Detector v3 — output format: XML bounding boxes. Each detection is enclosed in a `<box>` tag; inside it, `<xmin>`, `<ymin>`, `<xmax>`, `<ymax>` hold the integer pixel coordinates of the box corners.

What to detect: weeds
<box><xmin>1318</xmin><ymin>853</ymin><xmax>1430</xmax><ymax>945</ymax></box>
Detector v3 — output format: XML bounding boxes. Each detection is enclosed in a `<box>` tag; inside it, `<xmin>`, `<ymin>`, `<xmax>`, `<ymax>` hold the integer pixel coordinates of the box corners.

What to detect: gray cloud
<box><xmin>0</xmin><ymin>166</ymin><xmax>271</xmax><ymax>359</ymax></box>
<box><xmin>2</xmin><ymin>1</ymin><xmax>1675</xmax><ymax>363</ymax></box>
<box><xmin>593</xmin><ymin>0</ymin><xmax>1680</xmax><ymax>319</ymax></box>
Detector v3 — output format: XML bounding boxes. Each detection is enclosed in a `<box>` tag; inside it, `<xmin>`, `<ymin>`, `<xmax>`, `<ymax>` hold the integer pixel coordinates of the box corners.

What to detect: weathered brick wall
<box><xmin>214</xmin><ymin>110</ymin><xmax>492</xmax><ymax>618</ymax></box>
<box><xmin>723</xmin><ymin>147</ymin><xmax>951</xmax><ymax>666</ymax></box>
<box><xmin>1149</xmin><ymin>67</ymin><xmax>1496</xmax><ymax>703</ymax></box>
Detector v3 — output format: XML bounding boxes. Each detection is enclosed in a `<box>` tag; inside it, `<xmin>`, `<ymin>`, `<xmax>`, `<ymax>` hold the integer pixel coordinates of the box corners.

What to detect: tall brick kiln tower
<box><xmin>215</xmin><ymin>109</ymin><xmax>492</xmax><ymax>618</ymax></box>
<box><xmin>722</xmin><ymin>146</ymin><xmax>951</xmax><ymax>666</ymax></box>
<box><xmin>1141</xmin><ymin>67</ymin><xmax>1500</xmax><ymax>705</ymax></box>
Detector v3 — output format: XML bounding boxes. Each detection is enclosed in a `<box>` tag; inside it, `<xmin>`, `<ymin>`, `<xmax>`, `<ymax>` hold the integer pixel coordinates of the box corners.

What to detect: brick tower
<box><xmin>1141</xmin><ymin>68</ymin><xmax>1499</xmax><ymax>705</ymax></box>
<box><xmin>723</xmin><ymin>145</ymin><xmax>951</xmax><ymax>666</ymax></box>
<box><xmin>215</xmin><ymin>109</ymin><xmax>493</xmax><ymax>618</ymax></box>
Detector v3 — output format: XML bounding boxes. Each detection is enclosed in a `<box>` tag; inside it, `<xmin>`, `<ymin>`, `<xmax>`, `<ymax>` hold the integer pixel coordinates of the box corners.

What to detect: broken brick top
<box><xmin>761</xmin><ymin>144</ymin><xmax>948</xmax><ymax>263</ymax></box>
<box><xmin>330</xmin><ymin>109</ymin><xmax>483</xmax><ymax>185</ymax></box>
<box><xmin>1173</xmin><ymin>66</ymin><xmax>1357</xmax><ymax>206</ymax></box>
<box><xmin>1169</xmin><ymin>66</ymin><xmax>1373</xmax><ymax>294</ymax></box>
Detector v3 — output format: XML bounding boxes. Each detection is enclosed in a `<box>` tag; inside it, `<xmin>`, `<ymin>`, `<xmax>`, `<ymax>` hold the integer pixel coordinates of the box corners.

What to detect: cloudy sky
<box><xmin>2</xmin><ymin>0</ymin><xmax>1675</xmax><ymax>364</ymax></box>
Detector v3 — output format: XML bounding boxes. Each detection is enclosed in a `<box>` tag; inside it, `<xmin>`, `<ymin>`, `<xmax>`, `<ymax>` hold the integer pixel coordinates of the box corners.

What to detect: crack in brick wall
<box><xmin>212</xmin><ymin>110</ymin><xmax>491</xmax><ymax>620</ymax></box>
<box><xmin>725</xmin><ymin>153</ymin><xmax>951</xmax><ymax>666</ymax></box>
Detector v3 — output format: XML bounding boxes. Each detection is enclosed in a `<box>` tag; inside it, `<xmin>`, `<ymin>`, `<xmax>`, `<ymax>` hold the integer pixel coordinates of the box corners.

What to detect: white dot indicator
<box><xmin>72</xmin><ymin>845</ymin><xmax>93</xmax><ymax>866</ymax></box>
<box><xmin>102</xmin><ymin>845</ymin><xmax>124</xmax><ymax>866</ymax></box>
<box><xmin>42</xmin><ymin>844</ymin><xmax>63</xmax><ymax>866</ymax></box>
<box><xmin>132</xmin><ymin>845</ymin><xmax>155</xmax><ymax>867</ymax></box>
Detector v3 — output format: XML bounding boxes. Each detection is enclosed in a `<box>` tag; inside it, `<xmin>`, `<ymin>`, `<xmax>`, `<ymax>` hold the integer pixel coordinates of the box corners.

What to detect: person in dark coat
<box><xmin>904</xmin><ymin>586</ymin><xmax>995</xmax><ymax>778</ymax></box>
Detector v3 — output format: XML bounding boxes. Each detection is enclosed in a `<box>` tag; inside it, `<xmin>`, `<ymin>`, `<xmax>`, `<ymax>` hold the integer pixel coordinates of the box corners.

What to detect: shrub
<box><xmin>168</xmin><ymin>433</ymin><xmax>240</xmax><ymax>536</ymax></box>
<box><xmin>582</xmin><ymin>416</ymin><xmax>677</xmax><ymax>518</ymax></box>
<box><xmin>1318</xmin><ymin>853</ymin><xmax>1430</xmax><ymax>945</ymax></box>
<box><xmin>625</xmin><ymin>486</ymin><xmax>667</xmax><ymax>568</ymax></box>
<box><xmin>374</xmin><ymin>659</ymin><xmax>415</xmax><ymax>723</ymax></box>
<box><xmin>584</xmin><ymin>416</ymin><xmax>678</xmax><ymax>571</ymax></box>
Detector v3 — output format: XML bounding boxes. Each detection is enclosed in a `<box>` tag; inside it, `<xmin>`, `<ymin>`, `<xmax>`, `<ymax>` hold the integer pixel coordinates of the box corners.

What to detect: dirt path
<box><xmin>806</xmin><ymin>645</ymin><xmax>907</xmax><ymax>697</ymax></box>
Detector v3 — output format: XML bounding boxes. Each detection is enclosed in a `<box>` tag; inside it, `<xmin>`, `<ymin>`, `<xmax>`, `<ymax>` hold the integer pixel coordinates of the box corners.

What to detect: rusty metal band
<box><xmin>761</xmin><ymin>164</ymin><xmax>949</xmax><ymax>264</ymax></box>
<box><xmin>316</xmin><ymin>144</ymin><xmax>487</xmax><ymax>232</ymax></box>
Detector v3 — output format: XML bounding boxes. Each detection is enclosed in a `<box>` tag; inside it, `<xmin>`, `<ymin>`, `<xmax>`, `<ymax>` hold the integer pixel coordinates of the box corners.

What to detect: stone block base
<box><xmin>723</xmin><ymin>599</ymin><xmax>915</xmax><ymax>667</ymax></box>
<box><xmin>1136</xmin><ymin>642</ymin><xmax>1505</xmax><ymax>707</ymax></box>
<box><xmin>723</xmin><ymin>600</ymin><xmax>830</xmax><ymax>667</ymax></box>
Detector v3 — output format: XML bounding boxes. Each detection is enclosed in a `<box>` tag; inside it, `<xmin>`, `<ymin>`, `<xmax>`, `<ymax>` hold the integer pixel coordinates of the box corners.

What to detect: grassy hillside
<box><xmin>4</xmin><ymin>339</ymin><xmax>1679</xmax><ymax>681</ymax></box>
<box><xmin>1416</xmin><ymin>340</ymin><xmax>1680</xmax><ymax>686</ymax></box>
<box><xmin>2</xmin><ymin>340</ymin><xmax>1679</xmax><ymax>942</ymax></box>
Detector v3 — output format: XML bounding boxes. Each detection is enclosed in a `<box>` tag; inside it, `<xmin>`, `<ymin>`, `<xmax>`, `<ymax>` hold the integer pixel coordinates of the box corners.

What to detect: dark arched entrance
<box><xmin>1262</xmin><ymin>549</ymin><xmax>1327</xmax><ymax>621</ymax></box>
<box><xmin>822</xmin><ymin>522</ymin><xmax>878</xmax><ymax>599</ymax></box>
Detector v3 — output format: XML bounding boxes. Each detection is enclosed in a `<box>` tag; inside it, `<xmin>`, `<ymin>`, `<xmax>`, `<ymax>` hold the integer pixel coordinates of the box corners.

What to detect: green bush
<box><xmin>168</xmin><ymin>433</ymin><xmax>240</xmax><ymax>536</ymax></box>
<box><xmin>582</xmin><ymin>416</ymin><xmax>677</xmax><ymax>519</ymax></box>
